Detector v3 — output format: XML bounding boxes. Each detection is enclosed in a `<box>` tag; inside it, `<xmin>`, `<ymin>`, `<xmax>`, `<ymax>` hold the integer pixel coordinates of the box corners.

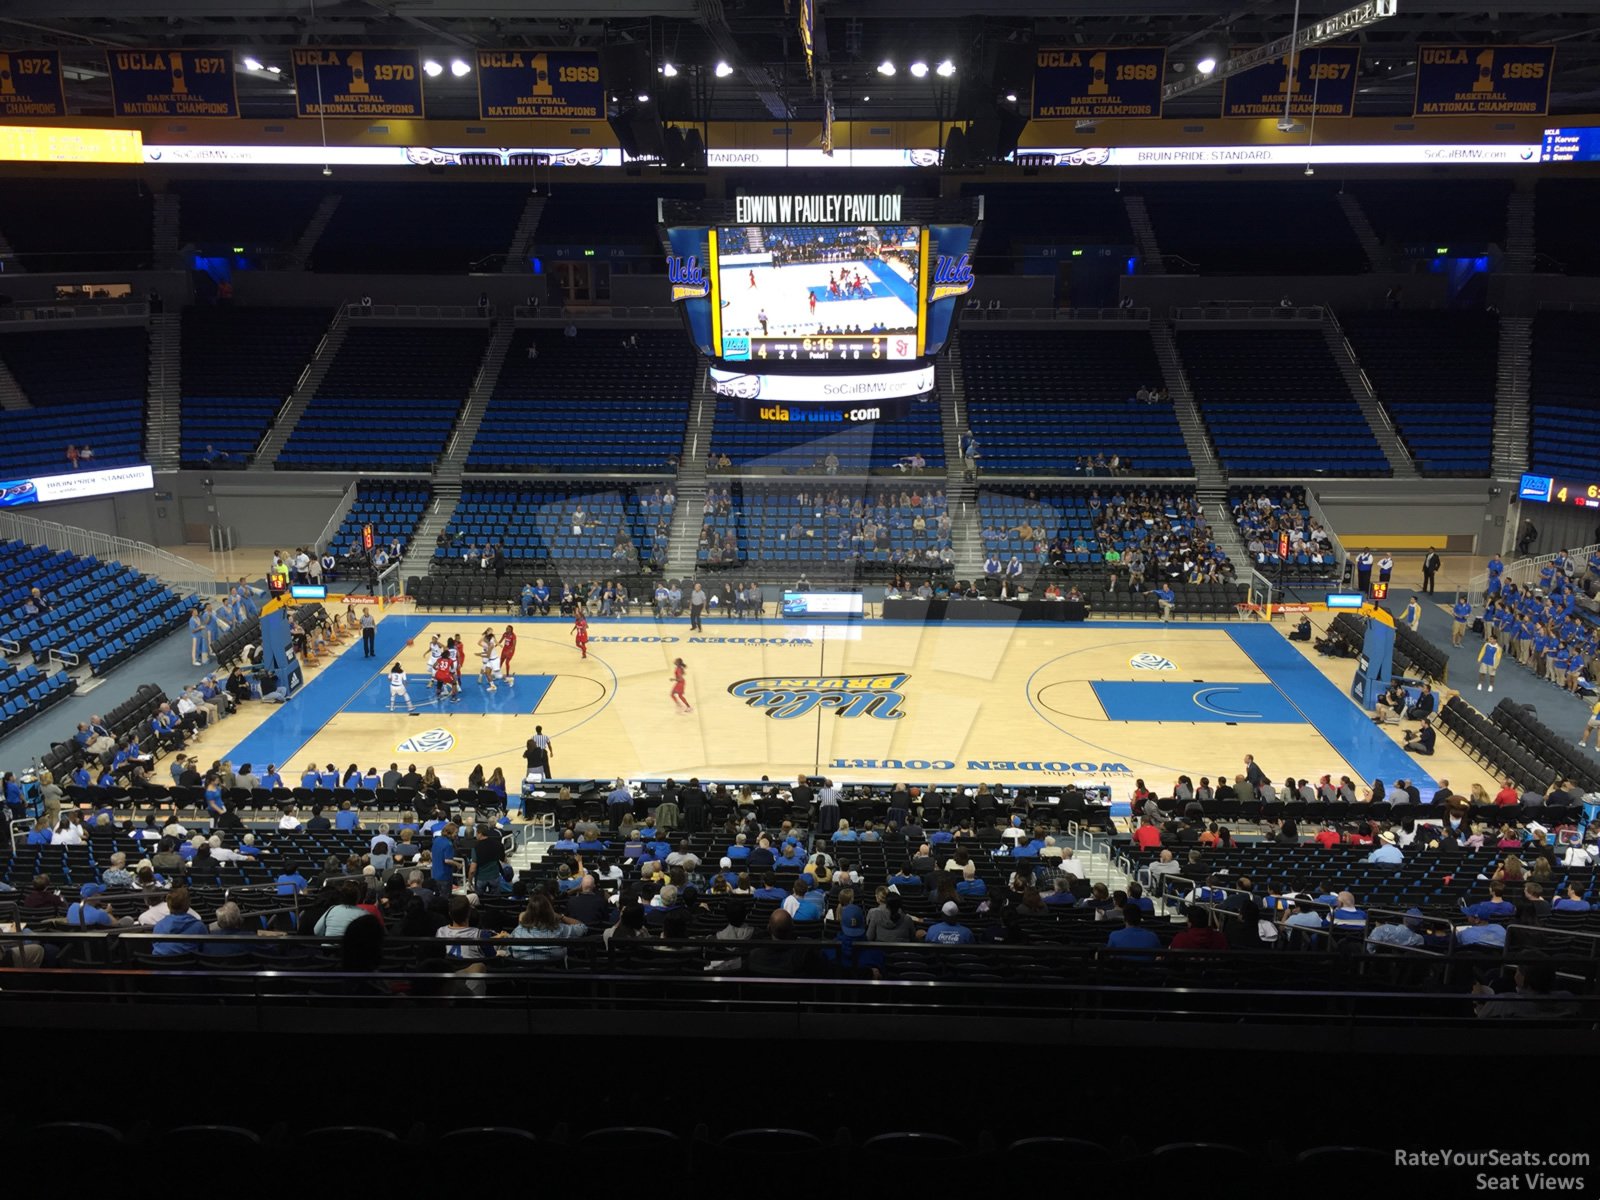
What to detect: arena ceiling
<box><xmin>6</xmin><ymin>0</ymin><xmax>1600</xmax><ymax>121</ymax></box>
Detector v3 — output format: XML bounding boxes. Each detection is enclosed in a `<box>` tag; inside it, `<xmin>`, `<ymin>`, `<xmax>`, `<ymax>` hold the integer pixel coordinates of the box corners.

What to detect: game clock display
<box><xmin>1519</xmin><ymin>472</ymin><xmax>1600</xmax><ymax>509</ymax></box>
<box><xmin>732</xmin><ymin>333</ymin><xmax>917</xmax><ymax>363</ymax></box>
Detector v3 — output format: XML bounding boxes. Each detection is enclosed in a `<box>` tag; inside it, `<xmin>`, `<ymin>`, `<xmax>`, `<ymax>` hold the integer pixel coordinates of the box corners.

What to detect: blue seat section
<box><xmin>1349</xmin><ymin>180</ymin><xmax>1510</xmax><ymax>250</ymax></box>
<box><xmin>1530</xmin><ymin>311</ymin><xmax>1600</xmax><ymax>478</ymax></box>
<box><xmin>962</xmin><ymin>182</ymin><xmax>1133</xmax><ymax>262</ymax></box>
<box><xmin>174</xmin><ymin>180</ymin><xmax>329</xmax><ymax>253</ymax></box>
<box><xmin>278</xmin><ymin>326</ymin><xmax>488</xmax><ymax>471</ymax></box>
<box><xmin>961</xmin><ymin>330</ymin><xmax>1190</xmax><ymax>474</ymax></box>
<box><xmin>1536</xmin><ymin>181</ymin><xmax>1600</xmax><ymax>277</ymax></box>
<box><xmin>328</xmin><ymin>481</ymin><xmax>431</xmax><ymax>559</ymax></box>
<box><xmin>312</xmin><ymin>183</ymin><xmax>527</xmax><ymax>274</ymax></box>
<box><xmin>438</xmin><ymin>483</ymin><xmax>661</xmax><ymax>566</ymax></box>
<box><xmin>181</xmin><ymin>306</ymin><xmax>333</xmax><ymax>467</ymax></box>
<box><xmin>1136</xmin><ymin>182</ymin><xmax>1365</xmax><ymax>275</ymax></box>
<box><xmin>0</xmin><ymin>539</ymin><xmax>196</xmax><ymax>683</ymax></box>
<box><xmin>976</xmin><ymin>484</ymin><xmax>1227</xmax><ymax>573</ymax></box>
<box><xmin>0</xmin><ymin>658</ymin><xmax>76</xmax><ymax>736</ymax></box>
<box><xmin>467</xmin><ymin>330</ymin><xmax>691</xmax><ymax>473</ymax></box>
<box><xmin>1339</xmin><ymin>311</ymin><xmax>1496</xmax><ymax>476</ymax></box>
<box><xmin>699</xmin><ymin>483</ymin><xmax>951</xmax><ymax>568</ymax></box>
<box><xmin>1178</xmin><ymin>329</ymin><xmax>1389</xmax><ymax>476</ymax></box>
<box><xmin>0</xmin><ymin>179</ymin><xmax>152</xmax><ymax>272</ymax></box>
<box><xmin>0</xmin><ymin>327</ymin><xmax>149</xmax><ymax>475</ymax></box>
<box><xmin>709</xmin><ymin>402</ymin><xmax>943</xmax><ymax>473</ymax></box>
<box><xmin>1228</xmin><ymin>486</ymin><xmax>1342</xmax><ymax>585</ymax></box>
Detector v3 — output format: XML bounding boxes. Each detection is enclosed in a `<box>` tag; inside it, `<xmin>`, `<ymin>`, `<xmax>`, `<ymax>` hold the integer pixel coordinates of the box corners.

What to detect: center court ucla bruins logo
<box><xmin>397</xmin><ymin>728</ymin><xmax>455</xmax><ymax>753</ymax></box>
<box><xmin>728</xmin><ymin>674</ymin><xmax>909</xmax><ymax>720</ymax></box>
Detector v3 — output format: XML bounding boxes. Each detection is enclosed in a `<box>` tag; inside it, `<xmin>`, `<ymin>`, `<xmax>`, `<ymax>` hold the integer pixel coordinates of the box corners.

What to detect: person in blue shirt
<box><xmin>923</xmin><ymin>901</ymin><xmax>975</xmax><ymax>945</ymax></box>
<box><xmin>299</xmin><ymin>763</ymin><xmax>320</xmax><ymax>790</ymax></box>
<box><xmin>318</xmin><ymin>764</ymin><xmax>340</xmax><ymax>790</ymax></box>
<box><xmin>260</xmin><ymin>765</ymin><xmax>282</xmax><ymax>792</ymax></box>
<box><xmin>430</xmin><ymin>823</ymin><xmax>460</xmax><ymax>895</ymax></box>
<box><xmin>151</xmin><ymin>887</ymin><xmax>208</xmax><ymax>955</ymax></box>
<box><xmin>334</xmin><ymin>801</ymin><xmax>361</xmax><ymax>831</ymax></box>
<box><xmin>24</xmin><ymin>817</ymin><xmax>53</xmax><ymax>846</ymax></box>
<box><xmin>751</xmin><ymin>875</ymin><xmax>787</xmax><ymax>902</ymax></box>
<box><xmin>955</xmin><ymin>864</ymin><xmax>988</xmax><ymax>897</ymax></box>
<box><xmin>1476</xmin><ymin>639</ymin><xmax>1501</xmax><ymax>692</ymax></box>
<box><xmin>1365</xmin><ymin>831</ymin><xmax>1404</xmax><ymax>864</ymax></box>
<box><xmin>521</xmin><ymin>583</ymin><xmax>536</xmax><ymax>616</ymax></box>
<box><xmin>204</xmin><ymin>779</ymin><xmax>226</xmax><ymax>823</ymax></box>
<box><xmin>65</xmin><ymin>883</ymin><xmax>117</xmax><ymax>928</ymax></box>
<box><xmin>1451</xmin><ymin>597</ymin><xmax>1472</xmax><ymax>646</ymax></box>
<box><xmin>1153</xmin><ymin>583</ymin><xmax>1175</xmax><ymax>621</ymax></box>
<box><xmin>1553</xmin><ymin>884</ymin><xmax>1591</xmax><ymax>913</ymax></box>
<box><xmin>1463</xmin><ymin>884</ymin><xmax>1515</xmax><ymax>921</ymax></box>
<box><xmin>188</xmin><ymin>608</ymin><xmax>207</xmax><ymax>666</ymax></box>
<box><xmin>1456</xmin><ymin>913</ymin><xmax>1507</xmax><ymax>950</ymax></box>
<box><xmin>1106</xmin><ymin>905</ymin><xmax>1162</xmax><ymax>961</ymax></box>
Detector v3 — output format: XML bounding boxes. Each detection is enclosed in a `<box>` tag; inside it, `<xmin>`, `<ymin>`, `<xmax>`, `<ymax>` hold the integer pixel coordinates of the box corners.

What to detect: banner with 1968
<box><xmin>1031</xmin><ymin>47</ymin><xmax>1164</xmax><ymax>120</ymax></box>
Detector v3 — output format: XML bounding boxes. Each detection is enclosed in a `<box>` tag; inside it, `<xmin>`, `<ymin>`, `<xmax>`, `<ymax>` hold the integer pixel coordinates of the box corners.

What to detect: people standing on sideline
<box><xmin>1356</xmin><ymin>549</ymin><xmax>1374</xmax><ymax>592</ymax></box>
<box><xmin>1451</xmin><ymin>595</ymin><xmax>1472</xmax><ymax>647</ymax></box>
<box><xmin>1402</xmin><ymin>594</ymin><xmax>1421</xmax><ymax>632</ymax></box>
<box><xmin>689</xmin><ymin>581</ymin><xmax>706</xmax><ymax>632</ymax></box>
<box><xmin>1476</xmin><ymin>639</ymin><xmax>1501</xmax><ymax>693</ymax></box>
<box><xmin>525</xmin><ymin>725</ymin><xmax>552</xmax><ymax>776</ymax></box>
<box><xmin>498</xmin><ymin>625</ymin><xmax>517</xmax><ymax>686</ymax></box>
<box><xmin>1421</xmin><ymin>547</ymin><xmax>1441</xmax><ymax>595</ymax></box>
<box><xmin>360</xmin><ymin>607</ymin><xmax>376</xmax><ymax>658</ymax></box>
<box><xmin>1579</xmin><ymin>699</ymin><xmax>1600</xmax><ymax>751</ymax></box>
<box><xmin>188</xmin><ymin>607</ymin><xmax>208</xmax><ymax>666</ymax></box>
<box><xmin>572</xmin><ymin>609</ymin><xmax>589</xmax><ymax>659</ymax></box>
<box><xmin>1377</xmin><ymin>553</ymin><xmax>1393</xmax><ymax>586</ymax></box>
<box><xmin>388</xmin><ymin>662</ymin><xmax>413</xmax><ymax>713</ymax></box>
<box><xmin>670</xmin><ymin>657</ymin><xmax>693</xmax><ymax>712</ymax></box>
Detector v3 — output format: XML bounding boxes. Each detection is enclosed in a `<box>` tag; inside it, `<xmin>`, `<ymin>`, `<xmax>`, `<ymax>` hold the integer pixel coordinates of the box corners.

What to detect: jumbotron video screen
<box><xmin>714</xmin><ymin>223</ymin><xmax>923</xmax><ymax>362</ymax></box>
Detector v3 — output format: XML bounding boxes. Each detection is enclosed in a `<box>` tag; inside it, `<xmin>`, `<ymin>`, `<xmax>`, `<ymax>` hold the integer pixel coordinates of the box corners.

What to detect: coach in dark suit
<box><xmin>680</xmin><ymin>778</ymin><xmax>708</xmax><ymax>833</ymax></box>
<box><xmin>1244</xmin><ymin>755</ymin><xmax>1267</xmax><ymax>798</ymax></box>
<box><xmin>1421</xmin><ymin>548</ymin><xmax>1441</xmax><ymax>596</ymax></box>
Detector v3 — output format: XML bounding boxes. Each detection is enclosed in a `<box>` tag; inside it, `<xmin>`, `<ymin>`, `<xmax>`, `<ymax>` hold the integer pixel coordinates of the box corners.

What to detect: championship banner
<box><xmin>294</xmin><ymin>48</ymin><xmax>424</xmax><ymax>118</ymax></box>
<box><xmin>476</xmin><ymin>49</ymin><xmax>602</xmax><ymax>120</ymax></box>
<box><xmin>106</xmin><ymin>49</ymin><xmax>238</xmax><ymax>118</ymax></box>
<box><xmin>0</xmin><ymin>51</ymin><xmax>65</xmax><ymax>119</ymax></box>
<box><xmin>1223</xmin><ymin>46</ymin><xmax>1360</xmax><ymax>118</ymax></box>
<box><xmin>1032</xmin><ymin>47</ymin><xmax>1164</xmax><ymax>120</ymax></box>
<box><xmin>1414</xmin><ymin>44</ymin><xmax>1553</xmax><ymax>116</ymax></box>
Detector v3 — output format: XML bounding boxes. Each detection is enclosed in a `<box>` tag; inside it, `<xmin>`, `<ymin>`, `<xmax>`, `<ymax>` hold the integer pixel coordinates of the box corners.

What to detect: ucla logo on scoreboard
<box><xmin>397</xmin><ymin>728</ymin><xmax>456</xmax><ymax>754</ymax></box>
<box><xmin>930</xmin><ymin>252</ymin><xmax>975</xmax><ymax>303</ymax></box>
<box><xmin>729</xmin><ymin>673</ymin><xmax>909</xmax><ymax>720</ymax></box>
<box><xmin>666</xmin><ymin>254</ymin><xmax>710</xmax><ymax>302</ymax></box>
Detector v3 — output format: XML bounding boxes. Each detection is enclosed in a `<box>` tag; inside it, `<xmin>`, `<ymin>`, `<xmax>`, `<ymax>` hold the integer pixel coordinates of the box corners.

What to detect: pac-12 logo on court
<box><xmin>397</xmin><ymin>728</ymin><xmax>456</xmax><ymax>753</ymax></box>
<box><xmin>1130</xmin><ymin>653</ymin><xmax>1176</xmax><ymax>671</ymax></box>
<box><xmin>728</xmin><ymin>674</ymin><xmax>909</xmax><ymax>719</ymax></box>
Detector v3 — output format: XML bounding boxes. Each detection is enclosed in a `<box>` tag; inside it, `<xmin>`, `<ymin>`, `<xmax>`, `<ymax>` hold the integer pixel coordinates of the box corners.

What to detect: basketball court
<box><xmin>209</xmin><ymin>604</ymin><xmax>1489</xmax><ymax>800</ymax></box>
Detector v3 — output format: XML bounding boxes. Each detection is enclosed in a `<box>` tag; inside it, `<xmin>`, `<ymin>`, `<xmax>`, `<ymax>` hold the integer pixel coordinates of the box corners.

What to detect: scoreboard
<box><xmin>1520</xmin><ymin>472</ymin><xmax>1600</xmax><ymax>510</ymax></box>
<box><xmin>723</xmin><ymin>333</ymin><xmax>918</xmax><ymax>363</ymax></box>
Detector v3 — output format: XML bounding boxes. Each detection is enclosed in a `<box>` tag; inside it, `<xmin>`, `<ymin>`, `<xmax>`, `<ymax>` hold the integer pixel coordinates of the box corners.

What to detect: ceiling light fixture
<box><xmin>243</xmin><ymin>56</ymin><xmax>263</xmax><ymax>71</ymax></box>
<box><xmin>715</xmin><ymin>61</ymin><xmax>734</xmax><ymax>78</ymax></box>
<box><xmin>1197</xmin><ymin>56</ymin><xmax>1217</xmax><ymax>74</ymax></box>
<box><xmin>450</xmin><ymin>58</ymin><xmax>471</xmax><ymax>77</ymax></box>
<box><xmin>661</xmin><ymin>62</ymin><xmax>678</xmax><ymax>77</ymax></box>
<box><xmin>422</xmin><ymin>59</ymin><xmax>443</xmax><ymax>78</ymax></box>
<box><xmin>909</xmin><ymin>61</ymin><xmax>928</xmax><ymax>77</ymax></box>
<box><xmin>877</xmin><ymin>60</ymin><xmax>896</xmax><ymax>76</ymax></box>
<box><xmin>936</xmin><ymin>59</ymin><xmax>956</xmax><ymax>77</ymax></box>
<box><xmin>637</xmin><ymin>92</ymin><xmax>650</xmax><ymax>102</ymax></box>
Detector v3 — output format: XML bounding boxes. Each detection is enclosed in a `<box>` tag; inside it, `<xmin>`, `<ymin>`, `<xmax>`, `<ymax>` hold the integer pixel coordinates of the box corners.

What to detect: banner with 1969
<box><xmin>106</xmin><ymin>49</ymin><xmax>238</xmax><ymax>118</ymax></box>
<box><xmin>1031</xmin><ymin>47</ymin><xmax>1164</xmax><ymax>120</ymax></box>
<box><xmin>0</xmin><ymin>50</ymin><xmax>65</xmax><ymax>118</ymax></box>
<box><xmin>476</xmin><ymin>49</ymin><xmax>602</xmax><ymax>119</ymax></box>
<box><xmin>294</xmin><ymin>48</ymin><xmax>424</xmax><ymax>118</ymax></box>
<box><xmin>1413</xmin><ymin>44</ymin><xmax>1553</xmax><ymax>116</ymax></box>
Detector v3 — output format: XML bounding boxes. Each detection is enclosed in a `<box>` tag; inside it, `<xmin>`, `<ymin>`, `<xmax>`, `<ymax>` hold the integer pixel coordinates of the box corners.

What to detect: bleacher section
<box><xmin>173</xmin><ymin>180</ymin><xmax>328</xmax><ymax>254</ymax></box>
<box><xmin>709</xmin><ymin>399</ymin><xmax>943</xmax><ymax>473</ymax></box>
<box><xmin>1529</xmin><ymin>310</ymin><xmax>1600</xmax><ymax>478</ymax></box>
<box><xmin>311</xmin><ymin>184</ymin><xmax>527</xmax><ymax>273</ymax></box>
<box><xmin>1339</xmin><ymin>311</ymin><xmax>1497</xmax><ymax>475</ymax></box>
<box><xmin>1178</xmin><ymin>329</ymin><xmax>1389</xmax><ymax>476</ymax></box>
<box><xmin>278</xmin><ymin>326</ymin><xmax>488</xmax><ymax>471</ymax></box>
<box><xmin>0</xmin><ymin>179</ymin><xmax>152</xmax><ymax>272</ymax></box>
<box><xmin>433</xmin><ymin>482</ymin><xmax>659</xmax><ymax>567</ymax></box>
<box><xmin>963</xmin><ymin>183</ymin><xmax>1133</xmax><ymax>264</ymax></box>
<box><xmin>1228</xmin><ymin>487</ymin><xmax>1342</xmax><ymax>583</ymax></box>
<box><xmin>1136</xmin><ymin>182</ymin><xmax>1366</xmax><ymax>275</ymax></box>
<box><xmin>698</xmin><ymin>483</ymin><xmax>951</xmax><ymax>570</ymax></box>
<box><xmin>0</xmin><ymin>327</ymin><xmax>149</xmax><ymax>475</ymax></box>
<box><xmin>1349</xmin><ymin>179</ymin><xmax>1510</xmax><ymax>251</ymax></box>
<box><xmin>1535</xmin><ymin>180</ymin><xmax>1600</xmax><ymax>276</ymax></box>
<box><xmin>326</xmin><ymin>480</ymin><xmax>431</xmax><ymax>558</ymax></box>
<box><xmin>180</xmin><ymin>306</ymin><xmax>332</xmax><ymax>467</ymax></box>
<box><xmin>962</xmin><ymin>330</ymin><xmax>1190</xmax><ymax>474</ymax></box>
<box><xmin>468</xmin><ymin>330</ymin><xmax>691</xmax><ymax>473</ymax></box>
<box><xmin>0</xmin><ymin>539</ymin><xmax>194</xmax><ymax>681</ymax></box>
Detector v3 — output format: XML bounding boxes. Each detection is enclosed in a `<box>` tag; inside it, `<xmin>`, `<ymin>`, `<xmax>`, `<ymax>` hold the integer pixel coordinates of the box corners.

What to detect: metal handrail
<box><xmin>0</xmin><ymin>511</ymin><xmax>213</xmax><ymax>599</ymax></box>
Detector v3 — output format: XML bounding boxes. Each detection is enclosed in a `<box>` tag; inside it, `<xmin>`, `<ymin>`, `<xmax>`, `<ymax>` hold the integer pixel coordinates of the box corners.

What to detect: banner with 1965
<box><xmin>1414</xmin><ymin>44</ymin><xmax>1553</xmax><ymax>116</ymax></box>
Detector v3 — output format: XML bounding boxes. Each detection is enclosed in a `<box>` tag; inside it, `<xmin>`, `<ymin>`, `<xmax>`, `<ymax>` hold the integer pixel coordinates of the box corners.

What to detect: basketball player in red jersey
<box><xmin>670</xmin><ymin>657</ymin><xmax>692</xmax><ymax>712</ymax></box>
<box><xmin>498</xmin><ymin>624</ymin><xmax>517</xmax><ymax>686</ymax></box>
<box><xmin>808</xmin><ymin>290</ymin><xmax>817</xmax><ymax>316</ymax></box>
<box><xmin>572</xmin><ymin>610</ymin><xmax>588</xmax><ymax>659</ymax></box>
<box><xmin>748</xmin><ymin>268</ymin><xmax>757</xmax><ymax>289</ymax></box>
